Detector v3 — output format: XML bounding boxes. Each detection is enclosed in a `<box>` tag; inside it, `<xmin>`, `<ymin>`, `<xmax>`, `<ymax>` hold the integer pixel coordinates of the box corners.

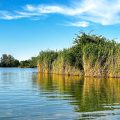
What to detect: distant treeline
<box><xmin>37</xmin><ymin>32</ymin><xmax>120</xmax><ymax>77</ymax></box>
<box><xmin>20</xmin><ymin>57</ymin><xmax>38</xmax><ymax>68</ymax></box>
<box><xmin>0</xmin><ymin>54</ymin><xmax>38</xmax><ymax>68</ymax></box>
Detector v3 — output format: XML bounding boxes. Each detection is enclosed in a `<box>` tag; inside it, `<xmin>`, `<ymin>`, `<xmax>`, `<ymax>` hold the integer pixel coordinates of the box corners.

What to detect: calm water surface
<box><xmin>0</xmin><ymin>68</ymin><xmax>120</xmax><ymax>120</ymax></box>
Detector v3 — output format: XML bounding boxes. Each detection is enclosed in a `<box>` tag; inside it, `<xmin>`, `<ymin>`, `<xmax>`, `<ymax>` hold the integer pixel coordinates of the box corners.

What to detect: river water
<box><xmin>0</xmin><ymin>68</ymin><xmax>120</xmax><ymax>120</ymax></box>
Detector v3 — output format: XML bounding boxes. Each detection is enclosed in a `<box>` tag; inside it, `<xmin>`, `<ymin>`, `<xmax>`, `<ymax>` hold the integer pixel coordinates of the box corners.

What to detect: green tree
<box><xmin>0</xmin><ymin>54</ymin><xmax>20</xmax><ymax>67</ymax></box>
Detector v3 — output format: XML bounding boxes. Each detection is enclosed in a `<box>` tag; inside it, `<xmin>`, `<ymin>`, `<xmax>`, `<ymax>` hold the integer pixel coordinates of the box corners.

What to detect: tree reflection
<box><xmin>33</xmin><ymin>73</ymin><xmax>120</xmax><ymax>112</ymax></box>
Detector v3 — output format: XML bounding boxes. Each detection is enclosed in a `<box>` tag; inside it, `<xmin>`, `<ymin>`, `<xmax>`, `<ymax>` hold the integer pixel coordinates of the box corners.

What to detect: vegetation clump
<box><xmin>0</xmin><ymin>54</ymin><xmax>20</xmax><ymax>67</ymax></box>
<box><xmin>20</xmin><ymin>57</ymin><xmax>38</xmax><ymax>68</ymax></box>
<box><xmin>37</xmin><ymin>32</ymin><xmax>120</xmax><ymax>77</ymax></box>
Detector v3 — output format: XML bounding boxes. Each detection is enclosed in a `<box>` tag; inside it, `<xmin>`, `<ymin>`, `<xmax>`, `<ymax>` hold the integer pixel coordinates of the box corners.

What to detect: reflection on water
<box><xmin>35</xmin><ymin>73</ymin><xmax>120</xmax><ymax>119</ymax></box>
<box><xmin>0</xmin><ymin>68</ymin><xmax>120</xmax><ymax>120</ymax></box>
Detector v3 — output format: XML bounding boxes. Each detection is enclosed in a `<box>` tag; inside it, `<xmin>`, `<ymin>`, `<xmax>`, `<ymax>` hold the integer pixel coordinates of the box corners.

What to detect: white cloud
<box><xmin>0</xmin><ymin>11</ymin><xmax>32</xmax><ymax>20</ymax></box>
<box><xmin>24</xmin><ymin>2</ymin><xmax>94</xmax><ymax>16</ymax></box>
<box><xmin>25</xmin><ymin>4</ymin><xmax>64</xmax><ymax>14</ymax></box>
<box><xmin>80</xmin><ymin>0</ymin><xmax>120</xmax><ymax>25</ymax></box>
<box><xmin>0</xmin><ymin>11</ymin><xmax>13</xmax><ymax>20</ymax></box>
<box><xmin>0</xmin><ymin>0</ymin><xmax>120</xmax><ymax>26</ymax></box>
<box><xmin>23</xmin><ymin>0</ymin><xmax>120</xmax><ymax>25</ymax></box>
<box><xmin>66</xmin><ymin>21</ymin><xmax>89</xmax><ymax>27</ymax></box>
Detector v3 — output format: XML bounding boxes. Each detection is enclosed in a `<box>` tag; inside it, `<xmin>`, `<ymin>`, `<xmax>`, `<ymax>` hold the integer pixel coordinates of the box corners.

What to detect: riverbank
<box><xmin>37</xmin><ymin>67</ymin><xmax>120</xmax><ymax>78</ymax></box>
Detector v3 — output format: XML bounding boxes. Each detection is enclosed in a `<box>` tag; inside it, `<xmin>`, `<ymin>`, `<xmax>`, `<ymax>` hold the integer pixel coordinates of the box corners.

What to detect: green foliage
<box><xmin>19</xmin><ymin>57</ymin><xmax>38</xmax><ymax>68</ymax></box>
<box><xmin>30</xmin><ymin>57</ymin><xmax>38</xmax><ymax>68</ymax></box>
<box><xmin>20</xmin><ymin>60</ymin><xmax>31</xmax><ymax>68</ymax></box>
<box><xmin>38</xmin><ymin>32</ymin><xmax>120</xmax><ymax>77</ymax></box>
<box><xmin>38</xmin><ymin>50</ymin><xmax>58</xmax><ymax>70</ymax></box>
<box><xmin>0</xmin><ymin>54</ymin><xmax>20</xmax><ymax>67</ymax></box>
<box><xmin>0</xmin><ymin>54</ymin><xmax>38</xmax><ymax>68</ymax></box>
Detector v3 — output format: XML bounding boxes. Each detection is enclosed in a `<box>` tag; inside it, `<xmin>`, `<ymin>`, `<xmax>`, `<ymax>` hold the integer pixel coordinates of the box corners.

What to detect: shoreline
<box><xmin>37</xmin><ymin>71</ymin><xmax>120</xmax><ymax>78</ymax></box>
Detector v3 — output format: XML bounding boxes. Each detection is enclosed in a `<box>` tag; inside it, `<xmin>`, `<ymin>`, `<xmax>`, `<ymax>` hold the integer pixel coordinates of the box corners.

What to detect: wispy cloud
<box><xmin>0</xmin><ymin>0</ymin><xmax>120</xmax><ymax>27</ymax></box>
<box><xmin>65</xmin><ymin>21</ymin><xmax>89</xmax><ymax>27</ymax></box>
<box><xmin>0</xmin><ymin>10</ymin><xmax>34</xmax><ymax>20</ymax></box>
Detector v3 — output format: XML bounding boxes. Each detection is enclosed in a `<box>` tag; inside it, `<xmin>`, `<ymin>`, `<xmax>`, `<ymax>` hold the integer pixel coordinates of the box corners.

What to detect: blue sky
<box><xmin>0</xmin><ymin>0</ymin><xmax>120</xmax><ymax>60</ymax></box>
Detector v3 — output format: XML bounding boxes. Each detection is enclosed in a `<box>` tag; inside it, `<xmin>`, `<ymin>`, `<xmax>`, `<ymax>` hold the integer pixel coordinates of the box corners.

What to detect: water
<box><xmin>0</xmin><ymin>68</ymin><xmax>120</xmax><ymax>120</ymax></box>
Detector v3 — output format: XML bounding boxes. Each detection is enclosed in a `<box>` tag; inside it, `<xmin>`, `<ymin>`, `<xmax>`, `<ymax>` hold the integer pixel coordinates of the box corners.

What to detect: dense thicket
<box><xmin>20</xmin><ymin>57</ymin><xmax>38</xmax><ymax>68</ymax></box>
<box><xmin>38</xmin><ymin>50</ymin><xmax>58</xmax><ymax>72</ymax></box>
<box><xmin>0</xmin><ymin>54</ymin><xmax>20</xmax><ymax>67</ymax></box>
<box><xmin>38</xmin><ymin>33</ymin><xmax>120</xmax><ymax>77</ymax></box>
